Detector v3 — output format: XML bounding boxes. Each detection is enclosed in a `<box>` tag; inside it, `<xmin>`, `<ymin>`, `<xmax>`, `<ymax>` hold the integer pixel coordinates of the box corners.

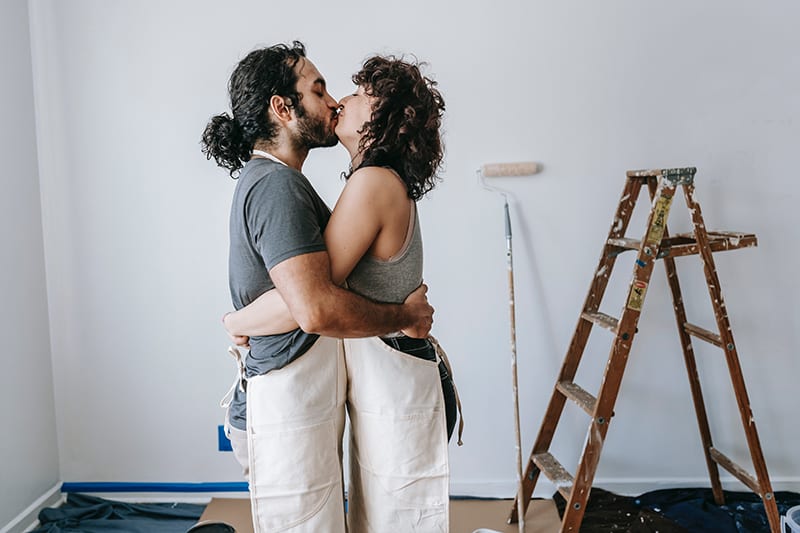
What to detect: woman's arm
<box><xmin>223</xmin><ymin>166</ymin><xmax>403</xmax><ymax>337</ymax></box>
<box><xmin>223</xmin><ymin>288</ymin><xmax>298</xmax><ymax>338</ymax></box>
<box><xmin>325</xmin><ymin>166</ymin><xmax>407</xmax><ymax>283</ymax></box>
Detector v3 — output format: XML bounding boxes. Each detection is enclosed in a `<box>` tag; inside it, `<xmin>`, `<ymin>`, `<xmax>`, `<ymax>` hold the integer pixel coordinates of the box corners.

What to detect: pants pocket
<box><xmin>224</xmin><ymin>414</ymin><xmax>250</xmax><ymax>478</ymax></box>
<box><xmin>346</xmin><ymin>337</ymin><xmax>441</xmax><ymax>411</ymax></box>
<box><xmin>348</xmin><ymin>408</ymin><xmax>448</xmax><ymax>532</ymax></box>
<box><xmin>351</xmin><ymin>409</ymin><xmax>447</xmax><ymax>494</ymax></box>
<box><xmin>248</xmin><ymin>417</ymin><xmax>342</xmax><ymax>531</ymax></box>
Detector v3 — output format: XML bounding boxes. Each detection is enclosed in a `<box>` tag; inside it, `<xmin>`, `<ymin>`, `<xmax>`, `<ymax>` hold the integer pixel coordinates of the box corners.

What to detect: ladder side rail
<box><xmin>510</xmin><ymin>176</ymin><xmax>645</xmax><ymax>524</ymax></box>
<box><xmin>663</xmin><ymin>253</ymin><xmax>726</xmax><ymax>506</ymax></box>
<box><xmin>644</xmin><ymin>178</ymin><xmax>725</xmax><ymax>505</ymax></box>
<box><xmin>682</xmin><ymin>184</ymin><xmax>780</xmax><ymax>532</ymax></box>
<box><xmin>561</xmin><ymin>175</ymin><xmax>678</xmax><ymax>530</ymax></box>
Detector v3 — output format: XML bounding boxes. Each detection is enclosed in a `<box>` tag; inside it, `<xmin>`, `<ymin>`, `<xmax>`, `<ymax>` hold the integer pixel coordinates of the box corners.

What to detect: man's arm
<box><xmin>224</xmin><ymin>167</ymin><xmax>405</xmax><ymax>339</ymax></box>
<box><xmin>270</xmin><ymin>250</ymin><xmax>433</xmax><ymax>338</ymax></box>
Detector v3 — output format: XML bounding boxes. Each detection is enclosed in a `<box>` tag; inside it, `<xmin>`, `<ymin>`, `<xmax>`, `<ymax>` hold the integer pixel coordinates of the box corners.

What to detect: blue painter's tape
<box><xmin>636</xmin><ymin>259</ymin><xmax>646</xmax><ymax>267</ymax></box>
<box><xmin>218</xmin><ymin>424</ymin><xmax>232</xmax><ymax>452</ymax></box>
<box><xmin>61</xmin><ymin>482</ymin><xmax>249</xmax><ymax>493</ymax></box>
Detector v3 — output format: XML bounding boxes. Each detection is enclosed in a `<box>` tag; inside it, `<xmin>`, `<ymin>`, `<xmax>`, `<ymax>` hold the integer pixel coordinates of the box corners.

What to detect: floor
<box><xmin>450</xmin><ymin>498</ymin><xmax>560</xmax><ymax>533</ymax></box>
<box><xmin>34</xmin><ymin>488</ymin><xmax>799</xmax><ymax>532</ymax></box>
<box><xmin>198</xmin><ymin>497</ymin><xmax>561</xmax><ymax>533</ymax></box>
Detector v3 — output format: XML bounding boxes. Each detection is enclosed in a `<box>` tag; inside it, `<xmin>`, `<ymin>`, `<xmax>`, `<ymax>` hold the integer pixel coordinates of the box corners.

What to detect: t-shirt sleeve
<box><xmin>244</xmin><ymin>169</ymin><xmax>327</xmax><ymax>271</ymax></box>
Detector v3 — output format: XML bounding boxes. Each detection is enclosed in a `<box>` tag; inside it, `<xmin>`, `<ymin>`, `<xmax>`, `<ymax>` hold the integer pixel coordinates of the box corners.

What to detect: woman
<box><xmin>224</xmin><ymin>55</ymin><xmax>460</xmax><ymax>531</ymax></box>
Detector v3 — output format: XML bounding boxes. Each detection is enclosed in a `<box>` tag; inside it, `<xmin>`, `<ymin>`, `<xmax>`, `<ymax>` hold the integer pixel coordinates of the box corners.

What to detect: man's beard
<box><xmin>292</xmin><ymin>103</ymin><xmax>338</xmax><ymax>150</ymax></box>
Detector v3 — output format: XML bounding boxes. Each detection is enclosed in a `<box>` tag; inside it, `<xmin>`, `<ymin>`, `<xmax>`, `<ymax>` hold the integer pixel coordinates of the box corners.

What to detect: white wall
<box><xmin>0</xmin><ymin>0</ymin><xmax>60</xmax><ymax>525</ymax></box>
<box><xmin>25</xmin><ymin>0</ymin><xmax>800</xmax><ymax>498</ymax></box>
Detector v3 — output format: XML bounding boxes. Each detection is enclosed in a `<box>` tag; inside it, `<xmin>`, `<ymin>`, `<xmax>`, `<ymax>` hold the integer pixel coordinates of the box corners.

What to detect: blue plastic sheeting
<box><xmin>553</xmin><ymin>487</ymin><xmax>800</xmax><ymax>532</ymax></box>
<box><xmin>31</xmin><ymin>493</ymin><xmax>205</xmax><ymax>533</ymax></box>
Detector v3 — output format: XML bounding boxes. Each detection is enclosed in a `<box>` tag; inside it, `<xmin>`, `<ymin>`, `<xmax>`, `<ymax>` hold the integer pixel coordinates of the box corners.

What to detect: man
<box><xmin>201</xmin><ymin>42</ymin><xmax>433</xmax><ymax>532</ymax></box>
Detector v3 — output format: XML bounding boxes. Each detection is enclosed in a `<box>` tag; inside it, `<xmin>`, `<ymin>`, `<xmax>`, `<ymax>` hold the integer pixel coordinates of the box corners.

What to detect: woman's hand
<box><xmin>223</xmin><ymin>312</ymin><xmax>250</xmax><ymax>348</ymax></box>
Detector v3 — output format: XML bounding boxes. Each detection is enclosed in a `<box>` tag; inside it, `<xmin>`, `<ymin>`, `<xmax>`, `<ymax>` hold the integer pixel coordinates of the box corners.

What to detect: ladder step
<box><xmin>709</xmin><ymin>447</ymin><xmax>760</xmax><ymax>494</ymax></box>
<box><xmin>606</xmin><ymin>232</ymin><xmax>757</xmax><ymax>258</ymax></box>
<box><xmin>664</xmin><ymin>232</ymin><xmax>758</xmax><ymax>258</ymax></box>
<box><xmin>684</xmin><ymin>323</ymin><xmax>723</xmax><ymax>347</ymax></box>
<box><xmin>532</xmin><ymin>453</ymin><xmax>574</xmax><ymax>500</ymax></box>
<box><xmin>626</xmin><ymin>169</ymin><xmax>663</xmax><ymax>178</ymax></box>
<box><xmin>607</xmin><ymin>237</ymin><xmax>641</xmax><ymax>250</ymax></box>
<box><xmin>705</xmin><ymin>231</ymin><xmax>758</xmax><ymax>252</ymax></box>
<box><xmin>556</xmin><ymin>381</ymin><xmax>597</xmax><ymax>416</ymax></box>
<box><xmin>581</xmin><ymin>311</ymin><xmax>619</xmax><ymax>332</ymax></box>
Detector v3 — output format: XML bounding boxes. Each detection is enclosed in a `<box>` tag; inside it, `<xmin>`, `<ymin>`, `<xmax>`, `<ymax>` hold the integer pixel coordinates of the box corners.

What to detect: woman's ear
<box><xmin>269</xmin><ymin>95</ymin><xmax>293</xmax><ymax>123</ymax></box>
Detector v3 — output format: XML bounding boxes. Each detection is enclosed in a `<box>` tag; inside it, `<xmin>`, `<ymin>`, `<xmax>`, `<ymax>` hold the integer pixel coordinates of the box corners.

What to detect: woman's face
<box><xmin>335</xmin><ymin>85</ymin><xmax>375</xmax><ymax>147</ymax></box>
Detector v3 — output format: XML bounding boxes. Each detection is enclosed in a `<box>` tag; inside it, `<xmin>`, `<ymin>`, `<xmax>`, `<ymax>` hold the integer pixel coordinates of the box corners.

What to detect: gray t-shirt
<box><xmin>227</xmin><ymin>158</ymin><xmax>331</xmax><ymax>430</ymax></box>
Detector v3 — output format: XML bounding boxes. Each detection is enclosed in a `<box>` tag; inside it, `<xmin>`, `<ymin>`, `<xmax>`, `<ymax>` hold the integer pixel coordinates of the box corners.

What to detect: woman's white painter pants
<box><xmin>344</xmin><ymin>336</ymin><xmax>449</xmax><ymax>533</ymax></box>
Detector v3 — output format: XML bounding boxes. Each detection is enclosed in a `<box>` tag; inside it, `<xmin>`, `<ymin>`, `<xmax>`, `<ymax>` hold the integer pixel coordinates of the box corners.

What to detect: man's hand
<box><xmin>401</xmin><ymin>284</ymin><xmax>434</xmax><ymax>338</ymax></box>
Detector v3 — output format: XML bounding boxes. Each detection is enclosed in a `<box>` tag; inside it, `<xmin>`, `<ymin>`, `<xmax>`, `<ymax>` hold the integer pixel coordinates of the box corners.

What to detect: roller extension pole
<box><xmin>479</xmin><ymin>162</ymin><xmax>540</xmax><ymax>532</ymax></box>
<box><xmin>505</xmin><ymin>199</ymin><xmax>525</xmax><ymax>533</ymax></box>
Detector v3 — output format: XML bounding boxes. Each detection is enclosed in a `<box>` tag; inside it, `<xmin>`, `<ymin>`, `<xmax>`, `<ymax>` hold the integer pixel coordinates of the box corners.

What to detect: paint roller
<box><xmin>479</xmin><ymin>161</ymin><xmax>541</xmax><ymax>244</ymax></box>
<box><xmin>479</xmin><ymin>161</ymin><xmax>541</xmax><ymax>248</ymax></box>
<box><xmin>478</xmin><ymin>161</ymin><xmax>540</xmax><ymax>533</ymax></box>
<box><xmin>480</xmin><ymin>161</ymin><xmax>541</xmax><ymax>178</ymax></box>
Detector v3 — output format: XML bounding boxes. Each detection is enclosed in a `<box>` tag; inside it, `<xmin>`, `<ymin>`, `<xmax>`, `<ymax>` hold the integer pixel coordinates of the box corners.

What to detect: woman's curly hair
<box><xmin>201</xmin><ymin>41</ymin><xmax>306</xmax><ymax>177</ymax></box>
<box><xmin>349</xmin><ymin>56</ymin><xmax>445</xmax><ymax>200</ymax></box>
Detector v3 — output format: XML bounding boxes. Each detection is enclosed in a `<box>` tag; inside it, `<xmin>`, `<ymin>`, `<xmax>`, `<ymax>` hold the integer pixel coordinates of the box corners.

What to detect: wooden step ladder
<box><xmin>508</xmin><ymin>167</ymin><xmax>780</xmax><ymax>532</ymax></box>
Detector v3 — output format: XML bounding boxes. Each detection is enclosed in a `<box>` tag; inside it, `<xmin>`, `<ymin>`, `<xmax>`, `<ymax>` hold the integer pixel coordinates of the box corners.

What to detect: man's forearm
<box><xmin>301</xmin><ymin>284</ymin><xmax>411</xmax><ymax>338</ymax></box>
<box><xmin>270</xmin><ymin>252</ymin><xmax>431</xmax><ymax>339</ymax></box>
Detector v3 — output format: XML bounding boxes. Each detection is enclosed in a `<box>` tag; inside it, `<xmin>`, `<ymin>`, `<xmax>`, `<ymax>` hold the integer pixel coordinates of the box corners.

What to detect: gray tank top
<box><xmin>346</xmin><ymin>198</ymin><xmax>423</xmax><ymax>305</ymax></box>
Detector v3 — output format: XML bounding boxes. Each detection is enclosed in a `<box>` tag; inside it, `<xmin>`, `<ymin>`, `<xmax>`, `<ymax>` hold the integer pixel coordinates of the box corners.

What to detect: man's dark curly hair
<box><xmin>349</xmin><ymin>56</ymin><xmax>445</xmax><ymax>200</ymax></box>
<box><xmin>201</xmin><ymin>41</ymin><xmax>306</xmax><ymax>177</ymax></box>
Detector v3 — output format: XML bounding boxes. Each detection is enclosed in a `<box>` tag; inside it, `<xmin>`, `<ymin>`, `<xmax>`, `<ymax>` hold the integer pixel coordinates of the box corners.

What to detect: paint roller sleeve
<box><xmin>480</xmin><ymin>162</ymin><xmax>540</xmax><ymax>177</ymax></box>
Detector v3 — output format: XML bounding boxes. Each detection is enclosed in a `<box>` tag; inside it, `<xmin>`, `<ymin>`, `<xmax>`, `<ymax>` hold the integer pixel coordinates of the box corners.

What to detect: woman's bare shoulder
<box><xmin>347</xmin><ymin>166</ymin><xmax>407</xmax><ymax>197</ymax></box>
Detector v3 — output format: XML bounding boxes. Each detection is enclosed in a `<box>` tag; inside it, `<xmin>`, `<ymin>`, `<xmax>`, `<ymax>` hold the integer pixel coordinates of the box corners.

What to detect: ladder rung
<box><xmin>607</xmin><ymin>237</ymin><xmax>641</xmax><ymax>250</ymax></box>
<box><xmin>532</xmin><ymin>452</ymin><xmax>573</xmax><ymax>500</ymax></box>
<box><xmin>581</xmin><ymin>311</ymin><xmax>619</xmax><ymax>332</ymax></box>
<box><xmin>684</xmin><ymin>323</ymin><xmax>723</xmax><ymax>347</ymax></box>
<box><xmin>709</xmin><ymin>447</ymin><xmax>760</xmax><ymax>494</ymax></box>
<box><xmin>556</xmin><ymin>381</ymin><xmax>597</xmax><ymax>416</ymax></box>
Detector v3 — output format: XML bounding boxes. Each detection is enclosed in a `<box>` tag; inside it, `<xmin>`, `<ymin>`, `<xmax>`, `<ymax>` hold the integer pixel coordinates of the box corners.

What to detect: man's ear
<box><xmin>269</xmin><ymin>95</ymin><xmax>293</xmax><ymax>124</ymax></box>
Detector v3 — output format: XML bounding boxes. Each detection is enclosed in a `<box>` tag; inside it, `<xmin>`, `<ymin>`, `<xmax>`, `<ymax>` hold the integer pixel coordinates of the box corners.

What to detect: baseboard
<box><xmin>60</xmin><ymin>482</ymin><xmax>249</xmax><ymax>493</ymax></box>
<box><xmin>58</xmin><ymin>482</ymin><xmax>249</xmax><ymax>504</ymax></box>
<box><xmin>0</xmin><ymin>484</ymin><xmax>63</xmax><ymax>533</ymax></box>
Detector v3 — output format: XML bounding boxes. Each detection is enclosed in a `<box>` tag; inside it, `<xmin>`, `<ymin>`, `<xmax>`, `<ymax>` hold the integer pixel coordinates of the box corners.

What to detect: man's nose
<box><xmin>325</xmin><ymin>93</ymin><xmax>339</xmax><ymax>109</ymax></box>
